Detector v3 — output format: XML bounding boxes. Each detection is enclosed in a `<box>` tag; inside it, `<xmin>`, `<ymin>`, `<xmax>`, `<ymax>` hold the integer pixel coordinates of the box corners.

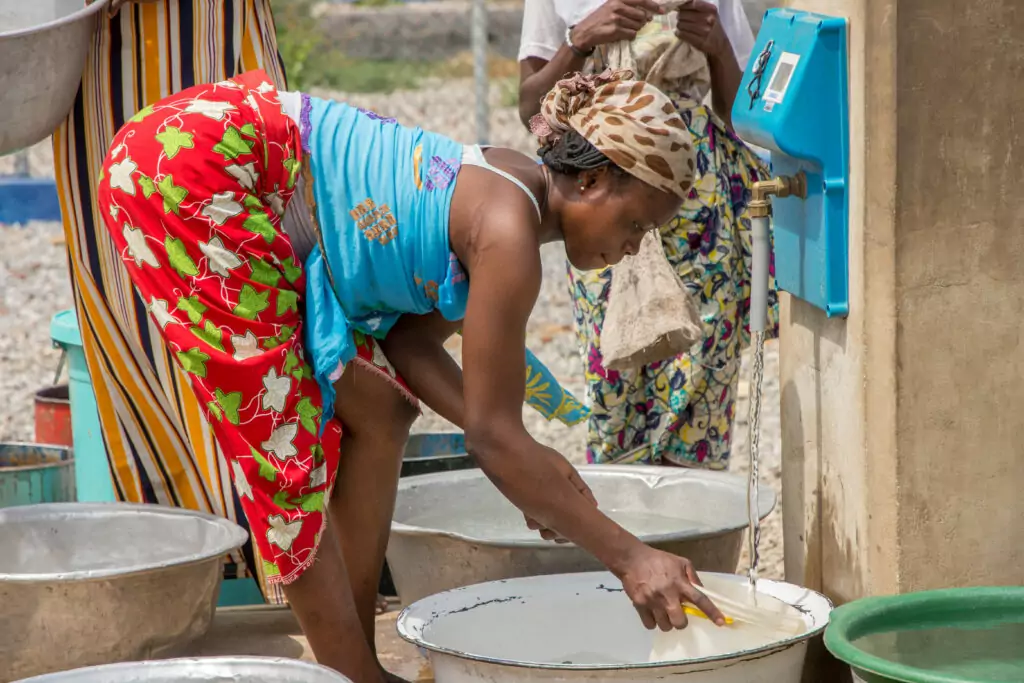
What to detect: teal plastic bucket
<box><xmin>0</xmin><ymin>443</ymin><xmax>75</xmax><ymax>507</ymax></box>
<box><xmin>50</xmin><ymin>309</ymin><xmax>115</xmax><ymax>502</ymax></box>
<box><xmin>825</xmin><ymin>587</ymin><xmax>1024</xmax><ymax>683</ymax></box>
<box><xmin>400</xmin><ymin>432</ymin><xmax>474</xmax><ymax>477</ymax></box>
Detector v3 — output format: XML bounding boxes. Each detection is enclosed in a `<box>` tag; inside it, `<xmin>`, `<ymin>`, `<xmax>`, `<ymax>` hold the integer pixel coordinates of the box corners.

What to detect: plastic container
<box><xmin>50</xmin><ymin>309</ymin><xmax>114</xmax><ymax>502</ymax></box>
<box><xmin>34</xmin><ymin>384</ymin><xmax>72</xmax><ymax>447</ymax></box>
<box><xmin>825</xmin><ymin>587</ymin><xmax>1024</xmax><ymax>682</ymax></box>
<box><xmin>0</xmin><ymin>443</ymin><xmax>75</xmax><ymax>507</ymax></box>
<box><xmin>400</xmin><ymin>432</ymin><xmax>474</xmax><ymax>477</ymax></box>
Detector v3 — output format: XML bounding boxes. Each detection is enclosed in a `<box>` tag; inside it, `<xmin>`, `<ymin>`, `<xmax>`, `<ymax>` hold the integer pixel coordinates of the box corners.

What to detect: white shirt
<box><xmin>518</xmin><ymin>0</ymin><xmax>756</xmax><ymax>69</ymax></box>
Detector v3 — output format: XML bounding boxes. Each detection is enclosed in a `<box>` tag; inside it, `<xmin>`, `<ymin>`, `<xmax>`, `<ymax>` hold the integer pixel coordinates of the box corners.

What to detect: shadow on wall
<box><xmin>781</xmin><ymin>296</ymin><xmax>853</xmax><ymax>683</ymax></box>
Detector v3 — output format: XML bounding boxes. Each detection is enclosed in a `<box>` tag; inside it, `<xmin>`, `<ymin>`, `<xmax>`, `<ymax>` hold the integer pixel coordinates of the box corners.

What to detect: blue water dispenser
<box><xmin>733</xmin><ymin>8</ymin><xmax>850</xmax><ymax>317</ymax></box>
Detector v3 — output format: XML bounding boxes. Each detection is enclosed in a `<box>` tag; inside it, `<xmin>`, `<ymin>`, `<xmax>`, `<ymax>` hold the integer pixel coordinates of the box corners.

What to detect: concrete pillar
<box><xmin>780</xmin><ymin>0</ymin><xmax>1024</xmax><ymax>611</ymax></box>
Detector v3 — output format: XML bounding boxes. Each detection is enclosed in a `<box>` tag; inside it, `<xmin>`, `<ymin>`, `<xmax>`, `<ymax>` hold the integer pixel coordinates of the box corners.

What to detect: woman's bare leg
<box><xmin>332</xmin><ymin>365</ymin><xmax>418</xmax><ymax>654</ymax></box>
<box><xmin>281</xmin><ymin>523</ymin><xmax>386</xmax><ymax>682</ymax></box>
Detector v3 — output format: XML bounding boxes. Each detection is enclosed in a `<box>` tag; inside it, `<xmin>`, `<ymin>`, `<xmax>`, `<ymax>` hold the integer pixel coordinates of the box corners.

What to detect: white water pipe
<box><xmin>750</xmin><ymin>215</ymin><xmax>771</xmax><ymax>334</ymax></box>
<box><xmin>748</xmin><ymin>172</ymin><xmax>806</xmax><ymax>332</ymax></box>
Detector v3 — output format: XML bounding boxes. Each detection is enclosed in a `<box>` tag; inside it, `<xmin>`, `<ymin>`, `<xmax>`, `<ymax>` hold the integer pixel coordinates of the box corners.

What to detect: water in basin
<box><xmin>403</xmin><ymin>507</ymin><xmax>720</xmax><ymax>541</ymax></box>
<box><xmin>854</xmin><ymin>621</ymin><xmax>1024</xmax><ymax>682</ymax></box>
<box><xmin>393</xmin><ymin>468</ymin><xmax>776</xmax><ymax>545</ymax></box>
<box><xmin>550</xmin><ymin>650</ymin><xmax>631</xmax><ymax>665</ymax></box>
<box><xmin>402</xmin><ymin>572</ymin><xmax>823</xmax><ymax>670</ymax></box>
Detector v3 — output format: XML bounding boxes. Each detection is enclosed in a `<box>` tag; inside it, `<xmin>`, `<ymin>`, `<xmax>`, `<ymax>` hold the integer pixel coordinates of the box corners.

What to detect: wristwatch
<box><xmin>566</xmin><ymin>26</ymin><xmax>594</xmax><ymax>58</ymax></box>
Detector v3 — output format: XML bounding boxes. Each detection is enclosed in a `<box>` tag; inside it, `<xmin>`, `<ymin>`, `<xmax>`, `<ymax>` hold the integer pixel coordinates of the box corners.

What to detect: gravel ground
<box><xmin>0</xmin><ymin>78</ymin><xmax>783</xmax><ymax>579</ymax></box>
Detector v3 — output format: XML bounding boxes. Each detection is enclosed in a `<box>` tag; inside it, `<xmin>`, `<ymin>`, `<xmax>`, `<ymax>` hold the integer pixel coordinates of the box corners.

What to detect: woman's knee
<box><xmin>334</xmin><ymin>365</ymin><xmax>418</xmax><ymax>442</ymax></box>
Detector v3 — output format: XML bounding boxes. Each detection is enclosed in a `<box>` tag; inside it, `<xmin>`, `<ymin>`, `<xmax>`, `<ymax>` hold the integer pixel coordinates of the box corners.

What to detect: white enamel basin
<box><xmin>398</xmin><ymin>571</ymin><xmax>832</xmax><ymax>682</ymax></box>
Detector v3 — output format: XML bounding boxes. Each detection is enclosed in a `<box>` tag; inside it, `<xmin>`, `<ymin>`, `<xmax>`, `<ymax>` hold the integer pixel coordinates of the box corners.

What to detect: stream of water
<box><xmin>746</xmin><ymin>330</ymin><xmax>767</xmax><ymax>593</ymax></box>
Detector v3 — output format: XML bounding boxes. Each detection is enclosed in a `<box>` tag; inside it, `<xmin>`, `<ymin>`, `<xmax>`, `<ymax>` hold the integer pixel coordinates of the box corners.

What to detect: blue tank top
<box><xmin>298</xmin><ymin>95</ymin><xmax>588</xmax><ymax>429</ymax></box>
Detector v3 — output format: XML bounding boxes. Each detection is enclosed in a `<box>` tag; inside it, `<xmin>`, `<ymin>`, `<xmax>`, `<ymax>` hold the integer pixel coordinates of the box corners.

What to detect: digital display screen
<box><xmin>769</xmin><ymin>61</ymin><xmax>795</xmax><ymax>94</ymax></box>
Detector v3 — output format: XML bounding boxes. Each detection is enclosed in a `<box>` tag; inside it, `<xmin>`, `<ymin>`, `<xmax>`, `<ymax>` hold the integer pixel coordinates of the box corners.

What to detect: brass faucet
<box><xmin>749</xmin><ymin>172</ymin><xmax>808</xmax><ymax>218</ymax></box>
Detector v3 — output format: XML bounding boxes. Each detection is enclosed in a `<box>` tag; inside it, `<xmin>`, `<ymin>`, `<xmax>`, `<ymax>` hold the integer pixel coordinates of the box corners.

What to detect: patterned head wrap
<box><xmin>530</xmin><ymin>70</ymin><xmax>696</xmax><ymax>199</ymax></box>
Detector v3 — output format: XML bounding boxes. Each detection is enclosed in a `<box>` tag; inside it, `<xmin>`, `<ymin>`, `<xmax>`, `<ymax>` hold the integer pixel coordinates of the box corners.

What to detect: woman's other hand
<box><xmin>523</xmin><ymin>454</ymin><xmax>598</xmax><ymax>543</ymax></box>
<box><xmin>675</xmin><ymin>0</ymin><xmax>741</xmax><ymax>128</ymax></box>
<box><xmin>619</xmin><ymin>546</ymin><xmax>726</xmax><ymax>631</ymax></box>
<box><xmin>525</xmin><ymin>514</ymin><xmax>568</xmax><ymax>542</ymax></box>
<box><xmin>571</xmin><ymin>0</ymin><xmax>665</xmax><ymax>54</ymax></box>
<box><xmin>675</xmin><ymin>0</ymin><xmax>730</xmax><ymax>58</ymax></box>
<box><xmin>518</xmin><ymin>0</ymin><xmax>662</xmax><ymax>126</ymax></box>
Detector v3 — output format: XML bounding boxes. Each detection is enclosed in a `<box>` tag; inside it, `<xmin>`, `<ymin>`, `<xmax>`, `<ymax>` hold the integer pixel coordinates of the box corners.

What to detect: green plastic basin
<box><xmin>824</xmin><ymin>587</ymin><xmax>1024</xmax><ymax>683</ymax></box>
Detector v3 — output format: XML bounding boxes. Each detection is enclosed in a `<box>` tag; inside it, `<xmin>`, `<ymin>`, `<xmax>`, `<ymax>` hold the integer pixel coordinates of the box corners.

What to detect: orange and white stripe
<box><xmin>53</xmin><ymin>0</ymin><xmax>288</xmax><ymax>604</ymax></box>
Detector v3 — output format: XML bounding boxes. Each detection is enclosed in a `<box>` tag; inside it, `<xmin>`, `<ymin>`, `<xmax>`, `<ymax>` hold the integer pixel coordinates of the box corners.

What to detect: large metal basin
<box><xmin>12</xmin><ymin>656</ymin><xmax>352</xmax><ymax>683</ymax></box>
<box><xmin>382</xmin><ymin>432</ymin><xmax>478</xmax><ymax>596</ymax></box>
<box><xmin>0</xmin><ymin>0</ymin><xmax>109</xmax><ymax>155</ymax></box>
<box><xmin>0</xmin><ymin>503</ymin><xmax>248</xmax><ymax>681</ymax></box>
<box><xmin>387</xmin><ymin>465</ymin><xmax>776</xmax><ymax>604</ymax></box>
<box><xmin>398</xmin><ymin>571</ymin><xmax>832</xmax><ymax>682</ymax></box>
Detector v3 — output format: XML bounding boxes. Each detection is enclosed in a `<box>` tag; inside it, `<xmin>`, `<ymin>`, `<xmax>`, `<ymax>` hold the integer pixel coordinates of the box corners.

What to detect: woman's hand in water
<box><xmin>618</xmin><ymin>546</ymin><xmax>726</xmax><ymax>631</ymax></box>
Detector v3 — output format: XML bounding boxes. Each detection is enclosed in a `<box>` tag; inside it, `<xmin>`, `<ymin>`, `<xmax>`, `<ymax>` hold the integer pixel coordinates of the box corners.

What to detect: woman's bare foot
<box><xmin>376</xmin><ymin>593</ymin><xmax>390</xmax><ymax>615</ymax></box>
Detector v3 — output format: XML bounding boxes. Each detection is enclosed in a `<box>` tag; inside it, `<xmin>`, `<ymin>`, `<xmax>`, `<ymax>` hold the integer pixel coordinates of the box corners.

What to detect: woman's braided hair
<box><xmin>532</xmin><ymin>71</ymin><xmax>632</xmax><ymax>178</ymax></box>
<box><xmin>538</xmin><ymin>129</ymin><xmax>629</xmax><ymax>178</ymax></box>
<box><xmin>530</xmin><ymin>69</ymin><xmax>696</xmax><ymax>197</ymax></box>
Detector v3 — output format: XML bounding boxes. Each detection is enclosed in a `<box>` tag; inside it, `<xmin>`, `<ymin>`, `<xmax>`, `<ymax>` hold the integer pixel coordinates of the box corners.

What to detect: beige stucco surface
<box><xmin>778</xmin><ymin>0</ymin><xmax>1024</xmax><ymax>612</ymax></box>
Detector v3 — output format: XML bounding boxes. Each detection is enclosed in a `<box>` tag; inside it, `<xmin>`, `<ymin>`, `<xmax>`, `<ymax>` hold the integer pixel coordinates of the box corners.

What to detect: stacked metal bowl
<box><xmin>0</xmin><ymin>503</ymin><xmax>248</xmax><ymax>680</ymax></box>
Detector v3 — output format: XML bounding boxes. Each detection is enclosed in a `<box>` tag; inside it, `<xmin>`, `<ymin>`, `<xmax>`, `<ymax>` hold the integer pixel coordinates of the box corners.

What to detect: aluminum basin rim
<box><xmin>396</xmin><ymin>576</ymin><xmax>832</xmax><ymax>671</ymax></box>
<box><xmin>403</xmin><ymin>453</ymin><xmax>471</xmax><ymax>463</ymax></box>
<box><xmin>392</xmin><ymin>464</ymin><xmax>777</xmax><ymax>546</ymax></box>
<box><xmin>0</xmin><ymin>0</ymin><xmax>109</xmax><ymax>39</ymax></box>
<box><xmin>14</xmin><ymin>656</ymin><xmax>350</xmax><ymax>682</ymax></box>
<box><xmin>0</xmin><ymin>501</ymin><xmax>248</xmax><ymax>582</ymax></box>
<box><xmin>388</xmin><ymin>524</ymin><xmax>761</xmax><ymax>548</ymax></box>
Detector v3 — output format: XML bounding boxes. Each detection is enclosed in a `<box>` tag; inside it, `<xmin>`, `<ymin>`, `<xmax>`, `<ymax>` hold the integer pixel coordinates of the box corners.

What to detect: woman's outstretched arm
<box><xmin>458</xmin><ymin>217</ymin><xmax>724</xmax><ymax>631</ymax></box>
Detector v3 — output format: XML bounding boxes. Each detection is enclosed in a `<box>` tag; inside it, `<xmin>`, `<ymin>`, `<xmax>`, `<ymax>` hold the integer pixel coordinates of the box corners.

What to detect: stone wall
<box><xmin>317</xmin><ymin>0</ymin><xmax>779</xmax><ymax>63</ymax></box>
<box><xmin>316</xmin><ymin>1</ymin><xmax>526</xmax><ymax>62</ymax></box>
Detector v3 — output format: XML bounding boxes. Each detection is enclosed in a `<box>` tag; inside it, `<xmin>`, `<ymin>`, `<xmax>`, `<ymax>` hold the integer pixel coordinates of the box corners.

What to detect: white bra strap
<box><xmin>462</xmin><ymin>145</ymin><xmax>542</xmax><ymax>221</ymax></box>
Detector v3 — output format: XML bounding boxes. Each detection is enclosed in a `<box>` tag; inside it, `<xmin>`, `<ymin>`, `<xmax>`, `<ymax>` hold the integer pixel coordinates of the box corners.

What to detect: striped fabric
<box><xmin>53</xmin><ymin>0</ymin><xmax>289</xmax><ymax>603</ymax></box>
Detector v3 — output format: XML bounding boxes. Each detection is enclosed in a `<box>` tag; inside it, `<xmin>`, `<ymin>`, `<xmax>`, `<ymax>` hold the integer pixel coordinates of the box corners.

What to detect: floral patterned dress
<box><xmin>570</xmin><ymin>20</ymin><xmax>779</xmax><ymax>469</ymax></box>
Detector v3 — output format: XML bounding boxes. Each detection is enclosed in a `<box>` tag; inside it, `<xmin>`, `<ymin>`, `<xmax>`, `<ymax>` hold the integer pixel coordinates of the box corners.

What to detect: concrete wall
<box><xmin>779</xmin><ymin>0</ymin><xmax>1024</xmax><ymax>614</ymax></box>
<box><xmin>893</xmin><ymin>0</ymin><xmax>1024</xmax><ymax>591</ymax></box>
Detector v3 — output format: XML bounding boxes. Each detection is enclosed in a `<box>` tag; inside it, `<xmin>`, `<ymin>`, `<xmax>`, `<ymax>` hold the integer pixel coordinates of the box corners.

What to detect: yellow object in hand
<box><xmin>683</xmin><ymin>604</ymin><xmax>734</xmax><ymax>625</ymax></box>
